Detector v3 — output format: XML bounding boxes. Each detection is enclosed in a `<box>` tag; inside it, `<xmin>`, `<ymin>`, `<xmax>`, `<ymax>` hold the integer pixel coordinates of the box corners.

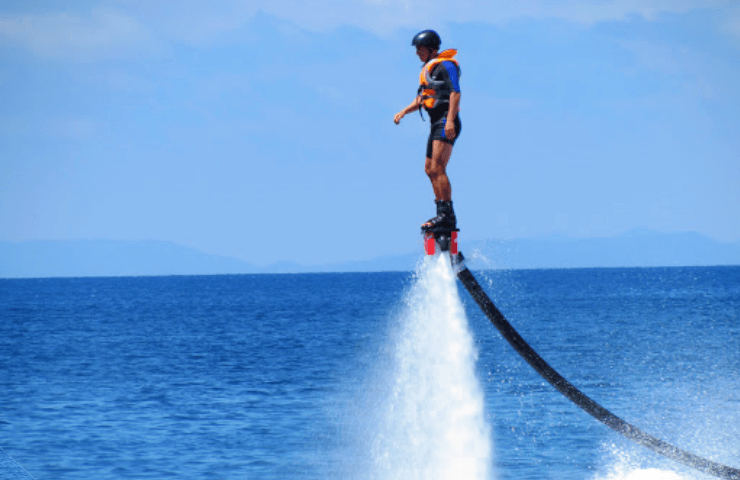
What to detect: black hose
<box><xmin>456</xmin><ymin>267</ymin><xmax>739</xmax><ymax>480</ymax></box>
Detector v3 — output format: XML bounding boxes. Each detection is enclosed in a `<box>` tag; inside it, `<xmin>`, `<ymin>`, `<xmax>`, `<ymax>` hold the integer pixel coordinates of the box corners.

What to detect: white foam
<box><xmin>594</xmin><ymin>467</ymin><xmax>689</xmax><ymax>480</ymax></box>
<box><xmin>368</xmin><ymin>253</ymin><xmax>493</xmax><ymax>480</ymax></box>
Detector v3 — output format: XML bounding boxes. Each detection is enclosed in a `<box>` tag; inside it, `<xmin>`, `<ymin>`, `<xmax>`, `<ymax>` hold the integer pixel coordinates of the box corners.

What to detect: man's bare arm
<box><xmin>445</xmin><ymin>92</ymin><xmax>460</xmax><ymax>139</ymax></box>
<box><xmin>394</xmin><ymin>96</ymin><xmax>422</xmax><ymax>124</ymax></box>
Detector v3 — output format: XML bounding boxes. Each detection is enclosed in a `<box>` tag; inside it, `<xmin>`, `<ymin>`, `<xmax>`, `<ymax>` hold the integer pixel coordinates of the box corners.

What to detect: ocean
<box><xmin>1</xmin><ymin>258</ymin><xmax>738</xmax><ymax>480</ymax></box>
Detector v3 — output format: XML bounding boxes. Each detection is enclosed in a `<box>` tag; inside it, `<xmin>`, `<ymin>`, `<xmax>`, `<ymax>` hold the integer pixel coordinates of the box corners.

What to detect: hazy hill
<box><xmin>0</xmin><ymin>240</ymin><xmax>257</xmax><ymax>278</ymax></box>
<box><xmin>467</xmin><ymin>230</ymin><xmax>740</xmax><ymax>270</ymax></box>
<box><xmin>1</xmin><ymin>231</ymin><xmax>739</xmax><ymax>278</ymax></box>
<box><xmin>305</xmin><ymin>229</ymin><xmax>740</xmax><ymax>272</ymax></box>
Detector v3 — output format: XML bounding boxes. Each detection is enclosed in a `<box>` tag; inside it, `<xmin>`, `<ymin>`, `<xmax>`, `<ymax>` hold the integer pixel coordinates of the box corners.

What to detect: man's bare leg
<box><xmin>424</xmin><ymin>140</ymin><xmax>454</xmax><ymax>201</ymax></box>
<box><xmin>421</xmin><ymin>139</ymin><xmax>457</xmax><ymax>232</ymax></box>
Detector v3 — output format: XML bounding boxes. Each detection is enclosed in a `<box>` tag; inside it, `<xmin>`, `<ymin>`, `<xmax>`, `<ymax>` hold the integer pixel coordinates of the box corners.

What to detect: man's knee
<box><xmin>425</xmin><ymin>160</ymin><xmax>445</xmax><ymax>178</ymax></box>
<box><xmin>424</xmin><ymin>163</ymin><xmax>434</xmax><ymax>178</ymax></box>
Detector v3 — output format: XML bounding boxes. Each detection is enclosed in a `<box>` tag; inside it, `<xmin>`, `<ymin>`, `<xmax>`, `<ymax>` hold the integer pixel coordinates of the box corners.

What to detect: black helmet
<box><xmin>411</xmin><ymin>30</ymin><xmax>441</xmax><ymax>51</ymax></box>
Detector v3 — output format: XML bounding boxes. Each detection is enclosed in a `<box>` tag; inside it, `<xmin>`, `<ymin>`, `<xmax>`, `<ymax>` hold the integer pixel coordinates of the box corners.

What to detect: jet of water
<box><xmin>369</xmin><ymin>254</ymin><xmax>493</xmax><ymax>480</ymax></box>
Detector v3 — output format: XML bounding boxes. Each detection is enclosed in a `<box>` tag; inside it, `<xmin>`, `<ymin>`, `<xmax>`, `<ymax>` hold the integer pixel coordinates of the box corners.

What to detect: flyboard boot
<box><xmin>422</xmin><ymin>200</ymin><xmax>460</xmax><ymax>256</ymax></box>
<box><xmin>422</xmin><ymin>200</ymin><xmax>457</xmax><ymax>233</ymax></box>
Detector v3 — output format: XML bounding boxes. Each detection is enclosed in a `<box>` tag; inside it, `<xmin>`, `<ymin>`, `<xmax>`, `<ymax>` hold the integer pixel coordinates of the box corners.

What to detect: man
<box><xmin>394</xmin><ymin>29</ymin><xmax>461</xmax><ymax>233</ymax></box>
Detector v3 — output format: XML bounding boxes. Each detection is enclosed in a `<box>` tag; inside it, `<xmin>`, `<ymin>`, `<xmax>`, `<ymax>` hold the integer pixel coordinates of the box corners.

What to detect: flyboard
<box><xmin>423</xmin><ymin>227</ymin><xmax>740</xmax><ymax>480</ymax></box>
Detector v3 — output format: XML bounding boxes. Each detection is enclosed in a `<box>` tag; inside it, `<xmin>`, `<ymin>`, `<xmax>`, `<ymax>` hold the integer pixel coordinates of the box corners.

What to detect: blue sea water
<box><xmin>1</xmin><ymin>262</ymin><xmax>738</xmax><ymax>480</ymax></box>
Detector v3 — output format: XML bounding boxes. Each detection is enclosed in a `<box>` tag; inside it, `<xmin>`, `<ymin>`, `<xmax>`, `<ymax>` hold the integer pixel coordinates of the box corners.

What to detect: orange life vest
<box><xmin>418</xmin><ymin>49</ymin><xmax>460</xmax><ymax>110</ymax></box>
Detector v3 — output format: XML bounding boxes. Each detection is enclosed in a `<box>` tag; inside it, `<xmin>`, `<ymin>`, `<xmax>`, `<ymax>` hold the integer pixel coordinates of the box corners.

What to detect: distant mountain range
<box><xmin>1</xmin><ymin>230</ymin><xmax>739</xmax><ymax>278</ymax></box>
<box><xmin>0</xmin><ymin>240</ymin><xmax>256</xmax><ymax>278</ymax></box>
<box><xmin>322</xmin><ymin>229</ymin><xmax>740</xmax><ymax>272</ymax></box>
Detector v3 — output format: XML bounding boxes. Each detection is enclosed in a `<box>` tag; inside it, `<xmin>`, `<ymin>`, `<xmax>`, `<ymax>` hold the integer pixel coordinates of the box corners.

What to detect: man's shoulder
<box><xmin>432</xmin><ymin>60</ymin><xmax>459</xmax><ymax>74</ymax></box>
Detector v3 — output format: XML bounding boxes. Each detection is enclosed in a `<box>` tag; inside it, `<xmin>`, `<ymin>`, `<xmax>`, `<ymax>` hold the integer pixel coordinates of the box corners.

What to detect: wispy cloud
<box><xmin>251</xmin><ymin>0</ymin><xmax>728</xmax><ymax>33</ymax></box>
<box><xmin>0</xmin><ymin>7</ymin><xmax>157</xmax><ymax>60</ymax></box>
<box><xmin>0</xmin><ymin>113</ymin><xmax>100</xmax><ymax>142</ymax></box>
<box><xmin>1</xmin><ymin>0</ymin><xmax>729</xmax><ymax>60</ymax></box>
<box><xmin>722</xmin><ymin>6</ymin><xmax>740</xmax><ymax>39</ymax></box>
<box><xmin>498</xmin><ymin>0</ymin><xmax>727</xmax><ymax>25</ymax></box>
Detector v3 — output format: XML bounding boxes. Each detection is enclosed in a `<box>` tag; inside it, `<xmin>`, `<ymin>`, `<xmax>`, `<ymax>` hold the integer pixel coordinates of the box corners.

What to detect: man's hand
<box><xmin>444</xmin><ymin>120</ymin><xmax>456</xmax><ymax>140</ymax></box>
<box><xmin>395</xmin><ymin>97</ymin><xmax>421</xmax><ymax>124</ymax></box>
<box><xmin>444</xmin><ymin>91</ymin><xmax>460</xmax><ymax>140</ymax></box>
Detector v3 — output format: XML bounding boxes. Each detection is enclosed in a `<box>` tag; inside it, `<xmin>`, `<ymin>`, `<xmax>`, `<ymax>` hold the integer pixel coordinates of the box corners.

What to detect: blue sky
<box><xmin>1</xmin><ymin>1</ymin><xmax>739</xmax><ymax>267</ymax></box>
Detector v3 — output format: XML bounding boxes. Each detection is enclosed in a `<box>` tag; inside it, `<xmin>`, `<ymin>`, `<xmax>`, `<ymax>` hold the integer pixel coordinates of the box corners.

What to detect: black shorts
<box><xmin>426</xmin><ymin>116</ymin><xmax>462</xmax><ymax>158</ymax></box>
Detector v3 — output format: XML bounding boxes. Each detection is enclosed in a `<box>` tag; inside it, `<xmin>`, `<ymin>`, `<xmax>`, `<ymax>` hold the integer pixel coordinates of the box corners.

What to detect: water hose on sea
<box><xmin>456</xmin><ymin>266</ymin><xmax>740</xmax><ymax>480</ymax></box>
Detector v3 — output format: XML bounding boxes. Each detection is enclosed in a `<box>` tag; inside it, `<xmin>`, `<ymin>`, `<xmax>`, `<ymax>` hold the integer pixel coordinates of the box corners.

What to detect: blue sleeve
<box><xmin>442</xmin><ymin>61</ymin><xmax>461</xmax><ymax>93</ymax></box>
